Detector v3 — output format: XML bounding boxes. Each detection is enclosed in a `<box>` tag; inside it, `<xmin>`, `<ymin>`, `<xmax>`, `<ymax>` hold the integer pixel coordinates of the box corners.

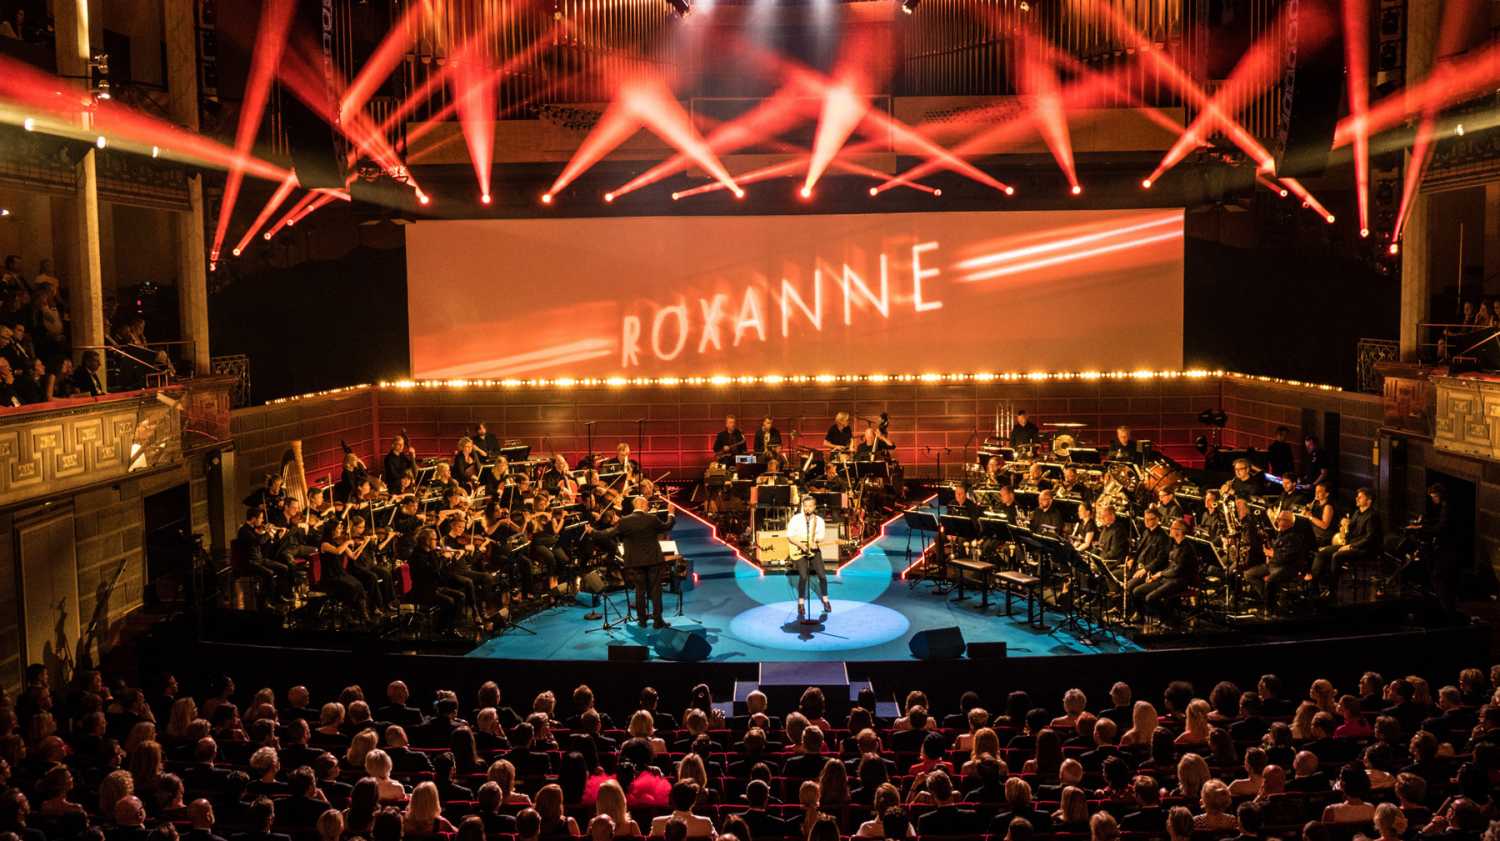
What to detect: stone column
<box><xmin>164</xmin><ymin>0</ymin><xmax>211</xmax><ymax>375</ymax></box>
<box><xmin>1399</xmin><ymin>0</ymin><xmax>1442</xmax><ymax>361</ymax></box>
<box><xmin>54</xmin><ymin>0</ymin><xmax>106</xmax><ymax>386</ymax></box>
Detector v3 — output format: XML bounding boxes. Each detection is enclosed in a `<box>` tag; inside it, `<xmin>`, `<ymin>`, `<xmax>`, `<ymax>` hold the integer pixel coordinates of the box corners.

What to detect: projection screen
<box><xmin>405</xmin><ymin>208</ymin><xmax>1184</xmax><ymax>379</ymax></box>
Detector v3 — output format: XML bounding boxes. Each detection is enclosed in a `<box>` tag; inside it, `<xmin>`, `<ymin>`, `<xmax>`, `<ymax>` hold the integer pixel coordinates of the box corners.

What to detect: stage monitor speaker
<box><xmin>908</xmin><ymin>626</ymin><xmax>966</xmax><ymax>661</ymax></box>
<box><xmin>966</xmin><ymin>641</ymin><xmax>1008</xmax><ymax>659</ymax></box>
<box><xmin>608</xmin><ymin>644</ymin><xmax>649</xmax><ymax>662</ymax></box>
<box><xmin>1273</xmin><ymin>0</ymin><xmax>1344</xmax><ymax>179</ymax></box>
<box><xmin>653</xmin><ymin>628</ymin><xmax>712</xmax><ymax>662</ymax></box>
<box><xmin>284</xmin><ymin>0</ymin><xmax>345</xmax><ymax>189</ymax></box>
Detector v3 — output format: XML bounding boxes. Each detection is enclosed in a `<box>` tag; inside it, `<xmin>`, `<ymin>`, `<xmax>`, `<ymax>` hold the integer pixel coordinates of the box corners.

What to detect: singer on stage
<box><xmin>786</xmin><ymin>495</ymin><xmax>832</xmax><ymax>618</ymax></box>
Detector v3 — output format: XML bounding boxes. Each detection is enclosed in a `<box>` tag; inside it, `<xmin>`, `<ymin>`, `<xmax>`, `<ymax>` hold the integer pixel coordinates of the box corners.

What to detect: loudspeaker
<box><xmin>1273</xmin><ymin>0</ymin><xmax>1344</xmax><ymax>179</ymax></box>
<box><xmin>653</xmin><ymin>628</ymin><xmax>712</xmax><ymax>662</ymax></box>
<box><xmin>966</xmin><ymin>641</ymin><xmax>1008</xmax><ymax>659</ymax></box>
<box><xmin>908</xmin><ymin>626</ymin><xmax>966</xmax><ymax>661</ymax></box>
<box><xmin>284</xmin><ymin>0</ymin><xmax>344</xmax><ymax>189</ymax></box>
<box><xmin>608</xmin><ymin>644</ymin><xmax>649</xmax><ymax>662</ymax></box>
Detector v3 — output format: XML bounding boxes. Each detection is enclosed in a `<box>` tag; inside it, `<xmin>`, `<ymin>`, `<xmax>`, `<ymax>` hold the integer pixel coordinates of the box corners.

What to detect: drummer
<box><xmin>1009</xmin><ymin>409</ymin><xmax>1041</xmax><ymax>447</ymax></box>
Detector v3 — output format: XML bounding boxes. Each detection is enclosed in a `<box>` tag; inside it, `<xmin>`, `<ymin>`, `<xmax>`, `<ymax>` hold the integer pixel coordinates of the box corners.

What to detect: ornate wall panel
<box><xmin>1434</xmin><ymin>376</ymin><xmax>1500</xmax><ymax>463</ymax></box>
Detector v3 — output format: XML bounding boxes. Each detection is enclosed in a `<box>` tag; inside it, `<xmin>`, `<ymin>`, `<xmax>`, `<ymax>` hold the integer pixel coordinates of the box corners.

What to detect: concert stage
<box><xmin>464</xmin><ymin>505</ymin><xmax>1143</xmax><ymax>663</ymax></box>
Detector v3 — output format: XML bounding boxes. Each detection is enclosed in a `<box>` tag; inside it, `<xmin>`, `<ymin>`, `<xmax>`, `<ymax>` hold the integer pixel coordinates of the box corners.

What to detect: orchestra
<box><xmin>230</xmin><ymin>403</ymin><xmax>1445</xmax><ymax>642</ymax></box>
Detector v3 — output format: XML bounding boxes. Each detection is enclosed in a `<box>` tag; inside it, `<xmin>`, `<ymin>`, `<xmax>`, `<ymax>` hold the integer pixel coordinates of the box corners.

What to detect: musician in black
<box><xmin>1414</xmin><ymin>482</ymin><xmax>1457</xmax><ymax>609</ymax></box>
<box><xmin>243</xmin><ymin>473</ymin><xmax>286</xmax><ymax>510</ymax></box>
<box><xmin>1131</xmin><ymin>519</ymin><xmax>1195</xmax><ymax>622</ymax></box>
<box><xmin>1055</xmin><ymin>466</ymin><xmax>1091</xmax><ymax>502</ymax></box>
<box><xmin>472</xmin><ymin>422</ymin><xmax>500</xmax><ymax>462</ymax></box>
<box><xmin>1107</xmin><ymin>426</ymin><xmax>1139</xmax><ymax>463</ymax></box>
<box><xmin>753</xmin><ymin>416</ymin><xmax>782</xmax><ymax>455</ymax></box>
<box><xmin>391</xmin><ymin>497</ymin><xmax>425</xmax><ymax>559</ymax></box>
<box><xmin>1154</xmin><ymin>488</ymin><xmax>1184</xmax><ymax>524</ymax></box>
<box><xmin>1094</xmin><ymin>505</ymin><xmax>1129</xmax><ymax>563</ymax></box>
<box><xmin>233</xmin><ymin>506</ymin><xmax>291</xmax><ymax>602</ymax></box>
<box><xmin>1125</xmin><ymin>508</ymin><xmax>1169</xmax><ymax>609</ymax></box>
<box><xmin>757</xmin><ymin>457</ymin><xmax>790</xmax><ymax>485</ymax></box>
<box><xmin>812</xmin><ymin>461</ymin><xmax>847</xmax><ymax>492</ymax></box>
<box><xmin>943</xmin><ymin>485</ymin><xmax>983</xmax><ymax>561</ymax></box>
<box><xmin>1302</xmin><ymin>434</ymin><xmax>1330</xmax><ymax>487</ymax></box>
<box><xmin>1225</xmin><ymin>496</ymin><xmax>1263</xmax><ymax>576</ymax></box>
<box><xmin>1312</xmin><ymin>487</ymin><xmax>1380</xmax><ymax>595</ymax></box>
<box><xmin>854</xmin><ymin>425</ymin><xmax>893</xmax><ymax>460</ymax></box>
<box><xmin>382</xmin><ymin>435</ymin><xmax>417</xmax><ymax>493</ymax></box>
<box><xmin>1030</xmin><ymin>489</ymin><xmax>1066</xmax><ymax>536</ymax></box>
<box><xmin>1197</xmin><ymin>489</ymin><xmax>1227</xmax><ymax>541</ymax></box>
<box><xmin>1267</xmin><ymin>427</ymin><xmax>1296</xmax><ymax>478</ymax></box>
<box><xmin>589</xmin><ymin>495</ymin><xmax>676</xmax><ymax>628</ymax></box>
<box><xmin>1069</xmin><ymin>501</ymin><xmax>1098</xmax><ymax>552</ymax></box>
<box><xmin>346</xmin><ymin>515</ymin><xmax>395</xmax><ymax>610</ymax></box>
<box><xmin>1224</xmin><ymin>458</ymin><xmax>1262</xmax><ymax>501</ymax></box>
<box><xmin>1300</xmin><ymin>482</ymin><xmax>1337</xmax><ymax>549</ymax></box>
<box><xmin>1009</xmin><ymin>410</ymin><xmax>1040</xmax><ymax>448</ymax></box>
<box><xmin>453</xmin><ymin>437</ymin><xmax>484</xmax><ymax>492</ymax></box>
<box><xmin>991</xmin><ymin>484</ymin><xmax>1020</xmax><ymax>522</ymax></box>
<box><xmin>823</xmin><ymin>412</ymin><xmax>853</xmax><ymax>453</ymax></box>
<box><xmin>603</xmin><ymin>443</ymin><xmax>641</xmax><ymax>487</ymax></box>
<box><xmin>317</xmin><ymin>518</ymin><xmax>373</xmax><ymax>621</ymax></box>
<box><xmin>1245</xmin><ymin>510</ymin><xmax>1308</xmax><ymax>608</ymax></box>
<box><xmin>712</xmin><ymin>414</ymin><xmax>747</xmax><ymax>461</ymax></box>
<box><xmin>982</xmin><ymin>456</ymin><xmax>1010</xmax><ymax>488</ymax></box>
<box><xmin>408</xmin><ymin>527</ymin><xmax>465</xmax><ymax>627</ymax></box>
<box><xmin>336</xmin><ymin>451</ymin><xmax>369</xmax><ymax>504</ymax></box>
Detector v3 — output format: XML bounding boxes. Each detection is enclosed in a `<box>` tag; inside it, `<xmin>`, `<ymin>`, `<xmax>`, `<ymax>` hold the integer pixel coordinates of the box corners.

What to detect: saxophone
<box><xmin>1332</xmin><ymin>514</ymin><xmax>1350</xmax><ymax>547</ymax></box>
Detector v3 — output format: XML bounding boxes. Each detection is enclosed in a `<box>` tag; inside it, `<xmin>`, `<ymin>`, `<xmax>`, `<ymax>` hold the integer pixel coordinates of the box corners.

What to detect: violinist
<box><xmin>390</xmin><ymin>496</ymin><xmax>425</xmax><ymax>559</ymax></box>
<box><xmin>426</xmin><ymin>462</ymin><xmax>460</xmax><ymax>499</ymax></box>
<box><xmin>492</xmin><ymin>456</ymin><xmax>517</xmax><ymax>506</ymax></box>
<box><xmin>408</xmin><ymin>527</ymin><xmax>465</xmax><ymax>627</ymax></box>
<box><xmin>604</xmin><ymin>443</ymin><xmax>640</xmax><ymax>482</ymax></box>
<box><xmin>317</xmin><ymin>518</ymin><xmax>372</xmax><ymax>621</ymax></box>
<box><xmin>243</xmin><ymin>473</ymin><xmax>286</xmax><ymax>510</ymax></box>
<box><xmin>453</xmin><ymin>437</ymin><xmax>484</xmax><ymax>492</ymax></box>
<box><xmin>341</xmin><ymin>476</ymin><xmax>375</xmax><ymax>518</ymax></box>
<box><xmin>382</xmin><ymin>434</ymin><xmax>417</xmax><ymax>493</ymax></box>
<box><xmin>390</xmin><ymin>470</ymin><xmax>419</xmax><ymax>502</ymax></box>
<box><xmin>472</xmin><ymin>422</ymin><xmax>500</xmax><ymax>462</ymax></box>
<box><xmin>306</xmin><ymin>486</ymin><xmax>334</xmax><ymax>525</ymax></box>
<box><xmin>234</xmin><ymin>506</ymin><xmax>291</xmax><ymax>603</ymax></box>
<box><xmin>753</xmin><ymin>416</ymin><xmax>782</xmax><ymax>455</ymax></box>
<box><xmin>347</xmin><ymin>515</ymin><xmax>397</xmax><ymax>611</ymax></box>
<box><xmin>525</xmin><ymin>496</ymin><xmax>571</xmax><ymax>584</ymax></box>
<box><xmin>440</xmin><ymin>514</ymin><xmax>490</xmax><ymax>609</ymax></box>
<box><xmin>272</xmin><ymin>498</ymin><xmax>318</xmax><ymax>562</ymax></box>
<box><xmin>713</xmin><ymin>414</ymin><xmax>747</xmax><ymax>462</ymax></box>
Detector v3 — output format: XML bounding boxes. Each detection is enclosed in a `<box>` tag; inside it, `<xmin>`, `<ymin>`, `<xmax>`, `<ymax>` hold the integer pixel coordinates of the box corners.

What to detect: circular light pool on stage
<box><xmin>727</xmin><ymin>601</ymin><xmax>910</xmax><ymax>652</ymax></box>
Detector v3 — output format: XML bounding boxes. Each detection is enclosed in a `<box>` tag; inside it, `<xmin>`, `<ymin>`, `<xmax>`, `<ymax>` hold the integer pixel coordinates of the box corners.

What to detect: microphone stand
<box><xmin>636</xmin><ymin>419</ymin><xmax>645</xmax><ymax>474</ymax></box>
<box><xmin>583</xmin><ymin>420</ymin><xmax>596</xmax><ymax>470</ymax></box>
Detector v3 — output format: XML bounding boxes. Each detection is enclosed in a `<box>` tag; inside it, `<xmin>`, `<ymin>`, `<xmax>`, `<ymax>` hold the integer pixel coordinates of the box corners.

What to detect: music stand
<box><xmin>757</xmin><ymin>484</ymin><xmax>793</xmax><ymax>508</ymax></box>
<box><xmin>935</xmin><ymin>485</ymin><xmax>959</xmax><ymax>506</ymax></box>
<box><xmin>901</xmin><ymin>510</ymin><xmax>940</xmax><ymax>588</ymax></box>
<box><xmin>938</xmin><ymin>514</ymin><xmax>981</xmax><ymax>597</ymax></box>
<box><xmin>1184</xmin><ymin>534</ymin><xmax>1230</xmax><ymax>616</ymax></box>
<box><xmin>854</xmin><ymin>461</ymin><xmax>891</xmax><ymax>483</ymax></box>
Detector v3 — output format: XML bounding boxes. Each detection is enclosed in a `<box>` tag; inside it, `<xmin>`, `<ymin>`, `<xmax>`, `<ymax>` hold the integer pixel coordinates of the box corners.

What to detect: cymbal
<box><xmin>1043</xmin><ymin>421</ymin><xmax>1087</xmax><ymax>428</ymax></box>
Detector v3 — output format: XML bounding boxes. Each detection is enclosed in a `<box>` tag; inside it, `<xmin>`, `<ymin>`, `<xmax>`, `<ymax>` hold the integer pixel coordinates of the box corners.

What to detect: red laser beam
<box><xmin>231</xmin><ymin>173</ymin><xmax>298</xmax><ymax>256</ymax></box>
<box><xmin>265</xmin><ymin>191</ymin><xmax>321</xmax><ymax>239</ymax></box>
<box><xmin>1280</xmin><ymin>176</ymin><xmax>1335</xmax><ymax>222</ymax></box>
<box><xmin>340</xmin><ymin>0</ymin><xmax>433</xmax><ymax>128</ymax></box>
<box><xmin>1343</xmin><ymin>0</ymin><xmax>1371</xmax><ymax>234</ymax></box>
<box><xmin>290</xmin><ymin>192</ymin><xmax>338</xmax><ymax>226</ymax></box>
<box><xmin>0</xmin><ymin>56</ymin><xmax>292</xmax><ymax>182</ymax></box>
<box><xmin>802</xmin><ymin>28</ymin><xmax>889</xmax><ymax>196</ymax></box>
<box><xmin>1334</xmin><ymin>26</ymin><xmax>1500</xmax><ymax>148</ymax></box>
<box><xmin>450</xmin><ymin>42</ymin><xmax>497</xmax><ymax>203</ymax></box>
<box><xmin>1018</xmin><ymin>32</ymin><xmax>1078</xmax><ymax>191</ymax></box>
<box><xmin>210</xmin><ymin>0</ymin><xmax>296</xmax><ymax>262</ymax></box>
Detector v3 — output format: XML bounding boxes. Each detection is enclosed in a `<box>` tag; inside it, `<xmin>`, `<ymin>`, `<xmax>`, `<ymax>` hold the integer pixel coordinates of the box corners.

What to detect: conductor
<box><xmin>786</xmin><ymin>495</ymin><xmax>833</xmax><ymax>618</ymax></box>
<box><xmin>591</xmin><ymin>496</ymin><xmax>676</xmax><ymax>629</ymax></box>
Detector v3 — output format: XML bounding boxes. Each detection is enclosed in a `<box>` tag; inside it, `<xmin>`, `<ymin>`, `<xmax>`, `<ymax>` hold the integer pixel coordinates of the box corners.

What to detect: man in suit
<box><xmin>383</xmin><ymin>726</ymin><xmax>433</xmax><ymax>773</ymax></box>
<box><xmin>229</xmin><ymin>798</ymin><xmax>291</xmax><ymax>841</ymax></box>
<box><xmin>1120</xmin><ymin>776</ymin><xmax>1165</xmax><ymax>831</ymax></box>
<box><xmin>276</xmin><ymin>720</ymin><xmax>322</xmax><ymax>773</ymax></box>
<box><xmin>108</xmin><ymin>797</ymin><xmax>151</xmax><ymax>841</ymax></box>
<box><xmin>781</xmin><ymin>726</ymin><xmax>829</xmax><ymax>780</ymax></box>
<box><xmin>185</xmin><ymin>800</ymin><xmax>228</xmax><ymax>841</ymax></box>
<box><xmin>1131</xmin><ymin>519</ymin><xmax>1196</xmax><ymax>622</ymax></box>
<box><xmin>915</xmin><ymin>772</ymin><xmax>978</xmax><ymax>836</ymax></box>
<box><xmin>376</xmin><ymin>681</ymin><xmax>426</xmax><ymax>728</ymax></box>
<box><xmin>273</xmin><ymin>768</ymin><xmax>330</xmax><ymax>829</ymax></box>
<box><xmin>590</xmin><ymin>495</ymin><xmax>675</xmax><ymax>628</ymax></box>
<box><xmin>734</xmin><ymin>781</ymin><xmax>789</xmax><ymax>839</ymax></box>
<box><xmin>313</xmin><ymin>754</ymin><xmax>351</xmax><ymax>809</ymax></box>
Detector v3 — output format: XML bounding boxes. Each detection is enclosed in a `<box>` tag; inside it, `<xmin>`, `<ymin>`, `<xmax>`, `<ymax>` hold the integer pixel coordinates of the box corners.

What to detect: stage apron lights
<box><xmin>405</xmin><ymin>209</ymin><xmax>1186</xmax><ymax>378</ymax></box>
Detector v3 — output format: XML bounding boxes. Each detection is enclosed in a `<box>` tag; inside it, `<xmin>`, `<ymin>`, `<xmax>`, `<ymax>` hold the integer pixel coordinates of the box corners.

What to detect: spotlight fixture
<box><xmin>799</xmin><ymin>186</ymin><xmax>812</xmax><ymax>199</ymax></box>
<box><xmin>666</xmin><ymin>0</ymin><xmax>691</xmax><ymax>16</ymax></box>
<box><xmin>95</xmin><ymin>135</ymin><xmax>106</xmax><ymax>149</ymax></box>
<box><xmin>151</xmin><ymin>146</ymin><xmax>160</xmax><ymax>158</ymax></box>
<box><xmin>1456</xmin><ymin>123</ymin><xmax>1465</xmax><ymax>136</ymax></box>
<box><xmin>263</xmin><ymin>232</ymin><xmax>272</xmax><ymax>240</ymax></box>
<box><xmin>481</xmin><ymin>193</ymin><xmax>492</xmax><ymax>205</ymax></box>
<box><xmin>1019</xmin><ymin>1</ymin><xmax>1030</xmax><ymax>10</ymax></box>
<box><xmin>1141</xmin><ymin>179</ymin><xmax>1152</xmax><ymax>189</ymax></box>
<box><xmin>416</xmin><ymin>192</ymin><xmax>431</xmax><ymax>206</ymax></box>
<box><xmin>932</xmin><ymin>188</ymin><xmax>942</xmax><ymax>197</ymax></box>
<box><xmin>670</xmin><ymin>192</ymin><xmax>681</xmax><ymax>201</ymax></box>
<box><xmin>1003</xmin><ymin>186</ymin><xmax>1015</xmax><ymax>196</ymax></box>
<box><xmin>0</xmin><ymin>209</ymin><xmax>10</xmax><ymax>217</ymax></box>
<box><xmin>1360</xmin><ymin>228</ymin><xmax>1370</xmax><ymax>238</ymax></box>
<box><xmin>541</xmin><ymin>193</ymin><xmax>553</xmax><ymax>204</ymax></box>
<box><xmin>1070</xmin><ymin>185</ymin><xmax>1082</xmax><ymax>195</ymax></box>
<box><xmin>1389</xmin><ymin>243</ymin><xmax>1400</xmax><ymax>255</ymax></box>
<box><xmin>900</xmin><ymin>0</ymin><xmax>919</xmax><ymax>13</ymax></box>
<box><xmin>732</xmin><ymin>189</ymin><xmax>745</xmax><ymax>199</ymax></box>
<box><xmin>868</xmin><ymin>187</ymin><xmax>878</xmax><ymax>197</ymax></box>
<box><xmin>1325</xmin><ymin>214</ymin><xmax>1335</xmax><ymax>223</ymax></box>
<box><xmin>231</xmin><ymin>248</ymin><xmax>242</xmax><ymax>257</ymax></box>
<box><xmin>603</xmin><ymin>192</ymin><xmax>615</xmax><ymax>203</ymax></box>
<box><xmin>88</xmin><ymin>53</ymin><xmax>111</xmax><ymax>101</ymax></box>
<box><xmin>1279</xmin><ymin>189</ymin><xmax>1289</xmax><ymax>198</ymax></box>
<box><xmin>22</xmin><ymin>117</ymin><xmax>34</xmax><ymax>131</ymax></box>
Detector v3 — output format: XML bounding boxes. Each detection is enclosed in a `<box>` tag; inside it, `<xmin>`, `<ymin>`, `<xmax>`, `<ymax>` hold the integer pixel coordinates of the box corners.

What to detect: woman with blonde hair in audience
<box><xmin>1174</xmin><ymin>699</ymin><xmax>1211</xmax><ymax>748</ymax></box>
<box><xmin>532</xmin><ymin>690</ymin><xmax>557</xmax><ymax>722</ymax></box>
<box><xmin>1291</xmin><ymin>701</ymin><xmax>1319</xmax><ymax>741</ymax></box>
<box><xmin>127</xmin><ymin>740</ymin><xmax>164</xmax><ymax>802</ymax></box>
<box><xmin>534</xmin><ymin>783</ymin><xmax>580</xmax><ymax>837</ymax></box>
<box><xmin>795</xmin><ymin>780</ymin><xmax>830</xmax><ymax>840</ymax></box>
<box><xmin>817</xmin><ymin>758</ymin><xmax>850</xmax><ymax>810</ymax></box>
<box><xmin>316</xmin><ymin>808</ymin><xmax>344</xmax><ymax>841</ymax></box>
<box><xmin>1358</xmin><ymin>803</ymin><xmax>1408</xmax><ymax>841</ymax></box>
<box><xmin>1052</xmin><ymin>786</ymin><xmax>1090</xmax><ymax>832</ymax></box>
<box><xmin>124</xmin><ymin>721</ymin><xmax>156</xmax><ymax>754</ymax></box>
<box><xmin>1309</xmin><ymin>679</ymin><xmax>1338</xmax><ymax>714</ymax></box>
<box><xmin>1194</xmin><ymin>780</ymin><xmax>1238</xmax><ymax>831</ymax></box>
<box><xmin>365</xmin><ymin>748</ymin><xmax>407</xmax><ymax>801</ymax></box>
<box><xmin>676</xmin><ymin>753</ymin><xmax>714</xmax><ymax>806</ymax></box>
<box><xmin>345</xmin><ymin>729</ymin><xmax>379</xmax><ymax>771</ymax></box>
<box><xmin>593</xmin><ymin>779</ymin><xmax>641</xmax><ymax>838</ymax></box>
<box><xmin>1406</xmin><ymin>676</ymin><xmax>1433</xmax><ymax>709</ymax></box>
<box><xmin>628</xmin><ymin>710</ymin><xmax>667</xmax><ymax>755</ymax></box>
<box><xmin>487</xmin><ymin>758</ymin><xmax>532</xmax><ymax>807</ymax></box>
<box><xmin>315</xmin><ymin>703</ymin><xmax>345</xmax><ymax>743</ymax></box>
<box><xmin>963</xmin><ymin>727</ymin><xmax>1001</xmax><ymax>774</ymax></box>
<box><xmin>1120</xmin><ymin>701</ymin><xmax>1158</xmax><ymax>747</ymax></box>
<box><xmin>404</xmin><ymin>781</ymin><xmax>457</xmax><ymax>837</ymax></box>
<box><xmin>893</xmin><ymin>692</ymin><xmax>935</xmax><ymax>732</ymax></box>
<box><xmin>1090</xmin><ymin>811</ymin><xmax>1120</xmax><ymax>841</ymax></box>
<box><xmin>1174</xmin><ymin>754</ymin><xmax>1211</xmax><ymax>800</ymax></box>
<box><xmin>1167</xmin><ymin>806</ymin><xmax>1194</xmax><ymax>841</ymax></box>
<box><xmin>99</xmin><ymin>768</ymin><xmax>134</xmax><ymax>817</ymax></box>
<box><xmin>855</xmin><ymin>784</ymin><xmax>905</xmax><ymax>838</ymax></box>
<box><xmin>955</xmin><ymin>707</ymin><xmax>989</xmax><ymax>752</ymax></box>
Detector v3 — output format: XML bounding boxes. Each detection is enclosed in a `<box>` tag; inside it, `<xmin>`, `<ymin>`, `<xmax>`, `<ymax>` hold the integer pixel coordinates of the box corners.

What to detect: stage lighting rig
<box><xmin>667</xmin><ymin>0</ymin><xmax>691</xmax><ymax>17</ymax></box>
<box><xmin>900</xmin><ymin>0</ymin><xmax>919</xmax><ymax>13</ymax></box>
<box><xmin>88</xmin><ymin>53</ymin><xmax>111</xmax><ymax>101</ymax></box>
